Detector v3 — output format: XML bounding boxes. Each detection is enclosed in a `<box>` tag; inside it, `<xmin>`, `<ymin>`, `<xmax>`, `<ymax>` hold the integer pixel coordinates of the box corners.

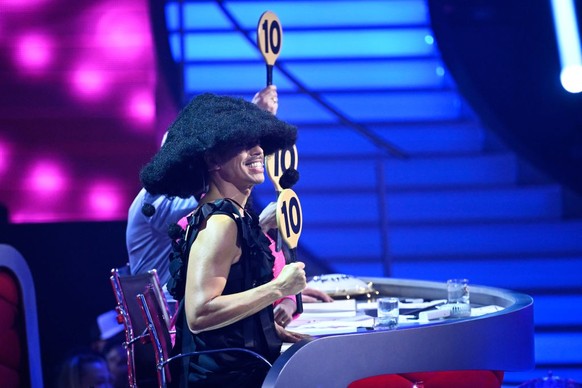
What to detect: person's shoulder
<box><xmin>199</xmin><ymin>212</ymin><xmax>238</xmax><ymax>243</ymax></box>
<box><xmin>198</xmin><ymin>200</ymin><xmax>240</xmax><ymax>226</ymax></box>
<box><xmin>197</xmin><ymin>198</ymin><xmax>240</xmax><ymax>217</ymax></box>
<box><xmin>153</xmin><ymin>195</ymin><xmax>197</xmax><ymax>220</ymax></box>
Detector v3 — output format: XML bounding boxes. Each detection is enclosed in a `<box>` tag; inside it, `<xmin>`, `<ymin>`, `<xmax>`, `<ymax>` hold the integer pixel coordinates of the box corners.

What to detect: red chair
<box><xmin>0</xmin><ymin>269</ymin><xmax>20</xmax><ymax>387</ymax></box>
<box><xmin>0</xmin><ymin>244</ymin><xmax>43</xmax><ymax>388</ymax></box>
<box><xmin>348</xmin><ymin>370</ymin><xmax>504</xmax><ymax>388</ymax></box>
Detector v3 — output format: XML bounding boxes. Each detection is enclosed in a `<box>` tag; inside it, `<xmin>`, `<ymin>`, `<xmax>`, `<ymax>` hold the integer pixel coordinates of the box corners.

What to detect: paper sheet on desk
<box><xmin>300</xmin><ymin>299</ymin><xmax>357</xmax><ymax>318</ymax></box>
<box><xmin>356</xmin><ymin>299</ymin><xmax>448</xmax><ymax>311</ymax></box>
<box><xmin>287</xmin><ymin>314</ymin><xmax>374</xmax><ymax>336</ymax></box>
<box><xmin>471</xmin><ymin>305</ymin><xmax>505</xmax><ymax>316</ymax></box>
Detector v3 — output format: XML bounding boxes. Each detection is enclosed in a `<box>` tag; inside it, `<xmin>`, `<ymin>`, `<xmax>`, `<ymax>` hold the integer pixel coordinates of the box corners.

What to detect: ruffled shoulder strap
<box><xmin>167</xmin><ymin>199</ymin><xmax>242</xmax><ymax>301</ymax></box>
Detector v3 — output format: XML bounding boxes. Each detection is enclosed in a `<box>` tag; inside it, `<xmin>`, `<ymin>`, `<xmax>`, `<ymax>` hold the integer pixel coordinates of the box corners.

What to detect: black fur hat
<box><xmin>140</xmin><ymin>93</ymin><xmax>297</xmax><ymax>198</ymax></box>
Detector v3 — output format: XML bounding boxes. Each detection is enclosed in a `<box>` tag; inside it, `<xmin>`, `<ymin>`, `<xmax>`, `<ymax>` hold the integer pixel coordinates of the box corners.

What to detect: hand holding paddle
<box><xmin>276</xmin><ymin>187</ymin><xmax>304</xmax><ymax>314</ymax></box>
<box><xmin>258</xmin><ymin>11</ymin><xmax>303</xmax><ymax>313</ymax></box>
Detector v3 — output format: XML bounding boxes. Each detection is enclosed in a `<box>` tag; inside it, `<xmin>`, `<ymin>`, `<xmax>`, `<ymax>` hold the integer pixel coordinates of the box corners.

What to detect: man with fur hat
<box><xmin>126</xmin><ymin>87</ymin><xmax>280</xmax><ymax>309</ymax></box>
<box><xmin>140</xmin><ymin>92</ymin><xmax>307</xmax><ymax>387</ymax></box>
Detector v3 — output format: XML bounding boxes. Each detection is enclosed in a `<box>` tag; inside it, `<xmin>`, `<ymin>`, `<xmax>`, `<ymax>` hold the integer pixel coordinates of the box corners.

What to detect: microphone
<box><xmin>279</xmin><ymin>168</ymin><xmax>299</xmax><ymax>190</ymax></box>
<box><xmin>168</xmin><ymin>223</ymin><xmax>183</xmax><ymax>240</ymax></box>
<box><xmin>141</xmin><ymin>203</ymin><xmax>156</xmax><ymax>217</ymax></box>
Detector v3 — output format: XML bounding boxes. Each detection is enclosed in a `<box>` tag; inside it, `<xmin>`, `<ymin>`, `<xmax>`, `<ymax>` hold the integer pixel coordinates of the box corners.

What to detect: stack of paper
<box><xmin>286</xmin><ymin>299</ymin><xmax>370</xmax><ymax>336</ymax></box>
<box><xmin>300</xmin><ymin>299</ymin><xmax>357</xmax><ymax>318</ymax></box>
<box><xmin>287</xmin><ymin>314</ymin><xmax>374</xmax><ymax>336</ymax></box>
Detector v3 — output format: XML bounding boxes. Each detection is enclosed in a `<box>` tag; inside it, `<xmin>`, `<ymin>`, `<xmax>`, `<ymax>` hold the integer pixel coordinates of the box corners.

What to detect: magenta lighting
<box><xmin>0</xmin><ymin>0</ymin><xmax>157</xmax><ymax>223</ymax></box>
<box><xmin>15</xmin><ymin>32</ymin><xmax>53</xmax><ymax>71</ymax></box>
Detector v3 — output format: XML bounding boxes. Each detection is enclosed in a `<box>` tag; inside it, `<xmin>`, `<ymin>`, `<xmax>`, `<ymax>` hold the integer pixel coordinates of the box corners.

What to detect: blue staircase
<box><xmin>165</xmin><ymin>0</ymin><xmax>582</xmax><ymax>385</ymax></box>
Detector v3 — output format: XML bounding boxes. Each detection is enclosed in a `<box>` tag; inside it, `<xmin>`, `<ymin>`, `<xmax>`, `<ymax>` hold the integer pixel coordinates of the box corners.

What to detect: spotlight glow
<box><xmin>94</xmin><ymin>4</ymin><xmax>150</xmax><ymax>61</ymax></box>
<box><xmin>71</xmin><ymin>64</ymin><xmax>108</xmax><ymax>98</ymax></box>
<box><xmin>127</xmin><ymin>89</ymin><xmax>155</xmax><ymax>126</ymax></box>
<box><xmin>550</xmin><ymin>0</ymin><xmax>582</xmax><ymax>93</ymax></box>
<box><xmin>560</xmin><ymin>64</ymin><xmax>582</xmax><ymax>93</ymax></box>
<box><xmin>25</xmin><ymin>160</ymin><xmax>68</xmax><ymax>196</ymax></box>
<box><xmin>1</xmin><ymin>0</ymin><xmax>49</xmax><ymax>9</ymax></box>
<box><xmin>15</xmin><ymin>32</ymin><xmax>53</xmax><ymax>71</ymax></box>
<box><xmin>87</xmin><ymin>181</ymin><xmax>122</xmax><ymax>219</ymax></box>
<box><xmin>0</xmin><ymin>139</ymin><xmax>11</xmax><ymax>175</ymax></box>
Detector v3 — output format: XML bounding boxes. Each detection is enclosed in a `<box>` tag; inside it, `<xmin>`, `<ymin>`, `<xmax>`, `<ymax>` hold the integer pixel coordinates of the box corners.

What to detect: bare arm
<box><xmin>184</xmin><ymin>214</ymin><xmax>306</xmax><ymax>334</ymax></box>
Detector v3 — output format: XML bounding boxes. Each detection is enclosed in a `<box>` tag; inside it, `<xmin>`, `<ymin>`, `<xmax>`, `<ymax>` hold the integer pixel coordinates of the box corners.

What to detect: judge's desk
<box><xmin>263</xmin><ymin>277</ymin><xmax>534</xmax><ymax>388</ymax></box>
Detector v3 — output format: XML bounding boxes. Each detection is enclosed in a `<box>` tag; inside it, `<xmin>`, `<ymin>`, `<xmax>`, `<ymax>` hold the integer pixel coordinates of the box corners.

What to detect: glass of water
<box><xmin>376</xmin><ymin>297</ymin><xmax>399</xmax><ymax>328</ymax></box>
<box><xmin>447</xmin><ymin>278</ymin><xmax>470</xmax><ymax>304</ymax></box>
<box><xmin>446</xmin><ymin>278</ymin><xmax>471</xmax><ymax>317</ymax></box>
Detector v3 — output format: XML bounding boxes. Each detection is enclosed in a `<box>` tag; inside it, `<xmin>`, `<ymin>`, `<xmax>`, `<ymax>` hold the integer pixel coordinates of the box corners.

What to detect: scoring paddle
<box><xmin>265</xmin><ymin>145</ymin><xmax>298</xmax><ymax>193</ymax></box>
<box><xmin>257</xmin><ymin>11</ymin><xmax>283</xmax><ymax>86</ymax></box>
<box><xmin>276</xmin><ymin>188</ymin><xmax>302</xmax><ymax>251</ymax></box>
<box><xmin>276</xmin><ymin>188</ymin><xmax>304</xmax><ymax>314</ymax></box>
<box><xmin>258</xmin><ymin>11</ymin><xmax>304</xmax><ymax>314</ymax></box>
<box><xmin>265</xmin><ymin>143</ymin><xmax>298</xmax><ymax>253</ymax></box>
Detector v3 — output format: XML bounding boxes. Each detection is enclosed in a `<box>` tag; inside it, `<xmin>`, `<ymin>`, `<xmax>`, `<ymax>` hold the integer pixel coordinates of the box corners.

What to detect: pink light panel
<box><xmin>1</xmin><ymin>0</ymin><xmax>50</xmax><ymax>10</ymax></box>
<box><xmin>0</xmin><ymin>138</ymin><xmax>11</xmax><ymax>176</ymax></box>
<box><xmin>24</xmin><ymin>160</ymin><xmax>68</xmax><ymax>196</ymax></box>
<box><xmin>71</xmin><ymin>64</ymin><xmax>109</xmax><ymax>99</ymax></box>
<box><xmin>87</xmin><ymin>180</ymin><xmax>124</xmax><ymax>220</ymax></box>
<box><xmin>127</xmin><ymin>89</ymin><xmax>156</xmax><ymax>127</ymax></box>
<box><xmin>15</xmin><ymin>32</ymin><xmax>53</xmax><ymax>71</ymax></box>
<box><xmin>94</xmin><ymin>3</ymin><xmax>151</xmax><ymax>62</ymax></box>
<box><xmin>0</xmin><ymin>0</ymin><xmax>159</xmax><ymax>223</ymax></box>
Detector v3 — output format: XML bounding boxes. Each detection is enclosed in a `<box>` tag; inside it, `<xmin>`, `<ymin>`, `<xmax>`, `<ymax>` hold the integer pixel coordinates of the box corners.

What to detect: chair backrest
<box><xmin>137</xmin><ymin>285</ymin><xmax>174</xmax><ymax>387</ymax></box>
<box><xmin>137</xmin><ymin>285</ymin><xmax>274</xmax><ymax>388</ymax></box>
<box><xmin>110</xmin><ymin>267</ymin><xmax>171</xmax><ymax>387</ymax></box>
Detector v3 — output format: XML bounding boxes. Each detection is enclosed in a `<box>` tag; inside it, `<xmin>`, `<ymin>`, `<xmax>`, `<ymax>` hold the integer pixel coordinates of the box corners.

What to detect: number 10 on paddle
<box><xmin>276</xmin><ymin>189</ymin><xmax>302</xmax><ymax>250</ymax></box>
<box><xmin>276</xmin><ymin>188</ymin><xmax>304</xmax><ymax>314</ymax></box>
<box><xmin>257</xmin><ymin>11</ymin><xmax>282</xmax><ymax>86</ymax></box>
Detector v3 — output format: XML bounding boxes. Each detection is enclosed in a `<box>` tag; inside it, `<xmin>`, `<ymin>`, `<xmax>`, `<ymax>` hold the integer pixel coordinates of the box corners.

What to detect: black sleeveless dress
<box><xmin>167</xmin><ymin>199</ymin><xmax>281</xmax><ymax>388</ymax></box>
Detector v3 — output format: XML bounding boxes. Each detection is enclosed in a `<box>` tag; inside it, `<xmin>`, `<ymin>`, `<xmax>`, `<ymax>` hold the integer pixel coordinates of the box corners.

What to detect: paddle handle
<box><xmin>267</xmin><ymin>64</ymin><xmax>273</xmax><ymax>86</ymax></box>
<box><xmin>288</xmin><ymin>248</ymin><xmax>303</xmax><ymax>314</ymax></box>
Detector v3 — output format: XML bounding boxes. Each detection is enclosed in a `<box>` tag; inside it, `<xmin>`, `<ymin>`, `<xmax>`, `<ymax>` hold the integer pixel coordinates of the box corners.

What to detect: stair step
<box><xmin>389</xmin><ymin>221</ymin><xmax>582</xmax><ymax>257</ymax></box>
<box><xmin>534</xmin><ymin>332</ymin><xmax>582</xmax><ymax>364</ymax></box>
<box><xmin>292</xmin><ymin>185</ymin><xmax>563</xmax><ymax>223</ymax></box>
<box><xmin>532</xmin><ymin>294</ymin><xmax>582</xmax><ymax>327</ymax></box>
<box><xmin>332</xmin><ymin>90</ymin><xmax>464</xmax><ymax>121</ymax></box>
<box><xmin>285</xmin><ymin>59</ymin><xmax>449</xmax><ymax>90</ymax></box>
<box><xmin>505</xmin><ymin>369</ymin><xmax>582</xmax><ymax>387</ymax></box>
<box><xmin>298</xmin><ymin>221</ymin><xmax>582</xmax><ymax>260</ymax></box>
<box><xmin>264</xmin><ymin>153</ymin><xmax>519</xmax><ymax>191</ymax></box>
<box><xmin>187</xmin><ymin>59</ymin><xmax>452</xmax><ymax>95</ymax></box>
<box><xmin>388</xmin><ymin>185</ymin><xmax>563</xmax><ymax>221</ymax></box>
<box><xmin>174</xmin><ymin>28</ymin><xmax>436</xmax><ymax>63</ymax></box>
<box><xmin>372</xmin><ymin>121</ymin><xmax>484</xmax><ymax>155</ymax></box>
<box><xmin>295</xmin><ymin>121</ymin><xmax>484</xmax><ymax>156</ymax></box>
<box><xmin>276</xmin><ymin>90</ymin><xmax>467</xmax><ymax>124</ymax></box>
<box><xmin>321</xmin><ymin>256</ymin><xmax>582</xmax><ymax>291</ymax></box>
<box><xmin>229</xmin><ymin>0</ymin><xmax>430</xmax><ymax>29</ymax></box>
<box><xmin>390</xmin><ymin>256</ymin><xmax>582</xmax><ymax>291</ymax></box>
<box><xmin>503</xmin><ymin>332</ymin><xmax>582</xmax><ymax>386</ymax></box>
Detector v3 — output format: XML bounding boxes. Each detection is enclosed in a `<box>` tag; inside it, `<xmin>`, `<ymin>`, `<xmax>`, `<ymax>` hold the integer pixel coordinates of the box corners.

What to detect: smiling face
<box><xmin>208</xmin><ymin>143</ymin><xmax>265</xmax><ymax>191</ymax></box>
